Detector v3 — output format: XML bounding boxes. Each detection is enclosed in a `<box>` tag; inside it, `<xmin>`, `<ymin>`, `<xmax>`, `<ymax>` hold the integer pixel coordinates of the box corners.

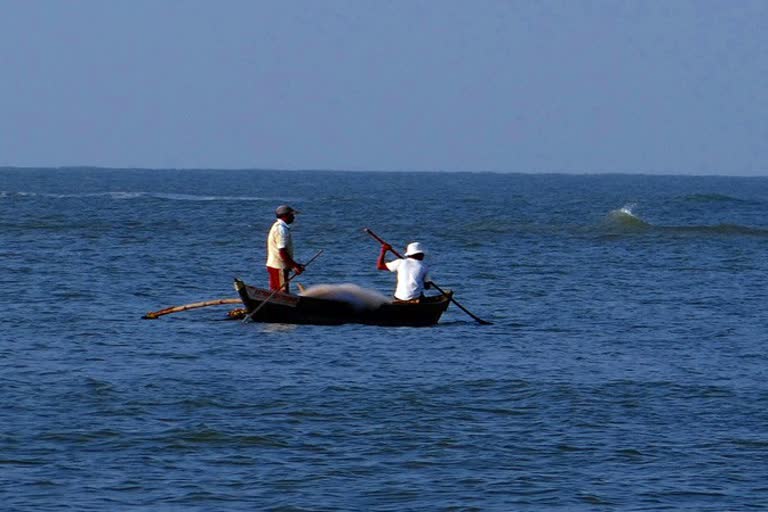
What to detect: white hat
<box><xmin>405</xmin><ymin>242</ymin><xmax>425</xmax><ymax>256</ymax></box>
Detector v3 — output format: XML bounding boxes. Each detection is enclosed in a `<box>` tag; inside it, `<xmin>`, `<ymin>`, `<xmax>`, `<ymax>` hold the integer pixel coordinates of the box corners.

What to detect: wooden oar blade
<box><xmin>428</xmin><ymin>281</ymin><xmax>492</xmax><ymax>325</ymax></box>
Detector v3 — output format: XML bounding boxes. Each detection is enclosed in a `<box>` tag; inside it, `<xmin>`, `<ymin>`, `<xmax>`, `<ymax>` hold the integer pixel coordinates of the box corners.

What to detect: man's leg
<box><xmin>267</xmin><ymin>266</ymin><xmax>291</xmax><ymax>292</ymax></box>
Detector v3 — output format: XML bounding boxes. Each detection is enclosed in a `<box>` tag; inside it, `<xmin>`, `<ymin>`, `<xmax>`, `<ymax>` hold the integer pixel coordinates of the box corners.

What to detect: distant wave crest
<box><xmin>600</xmin><ymin>204</ymin><xmax>768</xmax><ymax>237</ymax></box>
<box><xmin>669</xmin><ymin>224</ymin><xmax>768</xmax><ymax>236</ymax></box>
<box><xmin>681</xmin><ymin>193</ymin><xmax>745</xmax><ymax>203</ymax></box>
<box><xmin>603</xmin><ymin>204</ymin><xmax>652</xmax><ymax>230</ymax></box>
<box><xmin>0</xmin><ymin>191</ymin><xmax>267</xmax><ymax>202</ymax></box>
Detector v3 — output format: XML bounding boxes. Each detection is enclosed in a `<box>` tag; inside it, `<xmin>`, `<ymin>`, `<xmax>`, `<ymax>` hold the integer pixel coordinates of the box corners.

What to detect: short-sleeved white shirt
<box><xmin>266</xmin><ymin>219</ymin><xmax>293</xmax><ymax>269</ymax></box>
<box><xmin>385</xmin><ymin>258</ymin><xmax>429</xmax><ymax>300</ymax></box>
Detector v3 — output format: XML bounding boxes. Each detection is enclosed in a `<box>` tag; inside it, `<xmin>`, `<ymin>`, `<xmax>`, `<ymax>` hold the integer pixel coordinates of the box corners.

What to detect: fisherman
<box><xmin>377</xmin><ymin>241</ymin><xmax>431</xmax><ymax>301</ymax></box>
<box><xmin>266</xmin><ymin>205</ymin><xmax>304</xmax><ymax>293</ymax></box>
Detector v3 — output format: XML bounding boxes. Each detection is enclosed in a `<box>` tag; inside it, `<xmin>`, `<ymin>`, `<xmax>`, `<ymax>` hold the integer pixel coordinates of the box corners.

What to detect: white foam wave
<box><xmin>603</xmin><ymin>203</ymin><xmax>651</xmax><ymax>229</ymax></box>
<box><xmin>105</xmin><ymin>192</ymin><xmax>146</xmax><ymax>200</ymax></box>
<box><xmin>618</xmin><ymin>203</ymin><xmax>638</xmax><ymax>217</ymax></box>
<box><xmin>151</xmin><ymin>193</ymin><xmax>266</xmax><ymax>202</ymax></box>
<box><xmin>300</xmin><ymin>283</ymin><xmax>391</xmax><ymax>311</ymax></box>
<box><xmin>0</xmin><ymin>191</ymin><xmax>267</xmax><ymax>201</ymax></box>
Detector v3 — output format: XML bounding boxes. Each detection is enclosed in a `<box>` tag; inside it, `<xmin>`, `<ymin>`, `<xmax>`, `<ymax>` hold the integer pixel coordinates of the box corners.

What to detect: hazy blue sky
<box><xmin>1</xmin><ymin>0</ymin><xmax>766</xmax><ymax>174</ymax></box>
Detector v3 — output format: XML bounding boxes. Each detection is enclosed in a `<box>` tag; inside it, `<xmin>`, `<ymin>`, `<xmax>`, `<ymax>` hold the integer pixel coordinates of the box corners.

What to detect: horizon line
<box><xmin>0</xmin><ymin>165</ymin><xmax>766</xmax><ymax>179</ymax></box>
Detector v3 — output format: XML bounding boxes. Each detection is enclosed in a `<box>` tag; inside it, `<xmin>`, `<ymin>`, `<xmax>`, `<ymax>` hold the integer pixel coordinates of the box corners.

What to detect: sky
<box><xmin>0</xmin><ymin>0</ymin><xmax>766</xmax><ymax>175</ymax></box>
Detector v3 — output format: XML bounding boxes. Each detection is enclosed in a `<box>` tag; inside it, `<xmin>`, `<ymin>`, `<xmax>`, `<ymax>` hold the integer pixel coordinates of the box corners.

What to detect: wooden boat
<box><xmin>233</xmin><ymin>279</ymin><xmax>451</xmax><ymax>327</ymax></box>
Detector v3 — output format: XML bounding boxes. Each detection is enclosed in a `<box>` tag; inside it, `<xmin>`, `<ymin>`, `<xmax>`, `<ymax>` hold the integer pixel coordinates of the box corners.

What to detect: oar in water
<box><xmin>364</xmin><ymin>228</ymin><xmax>492</xmax><ymax>325</ymax></box>
<box><xmin>143</xmin><ymin>298</ymin><xmax>242</xmax><ymax>319</ymax></box>
<box><xmin>242</xmin><ymin>249</ymin><xmax>324</xmax><ymax>323</ymax></box>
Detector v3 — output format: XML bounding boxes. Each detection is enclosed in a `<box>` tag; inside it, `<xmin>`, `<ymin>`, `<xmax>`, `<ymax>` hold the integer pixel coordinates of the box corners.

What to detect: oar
<box><xmin>242</xmin><ymin>249</ymin><xmax>324</xmax><ymax>323</ymax></box>
<box><xmin>143</xmin><ymin>298</ymin><xmax>242</xmax><ymax>319</ymax></box>
<box><xmin>364</xmin><ymin>228</ymin><xmax>492</xmax><ymax>325</ymax></box>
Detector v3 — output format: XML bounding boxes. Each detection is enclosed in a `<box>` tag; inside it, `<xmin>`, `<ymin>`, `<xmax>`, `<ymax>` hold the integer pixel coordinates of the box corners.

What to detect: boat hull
<box><xmin>234</xmin><ymin>279</ymin><xmax>451</xmax><ymax>327</ymax></box>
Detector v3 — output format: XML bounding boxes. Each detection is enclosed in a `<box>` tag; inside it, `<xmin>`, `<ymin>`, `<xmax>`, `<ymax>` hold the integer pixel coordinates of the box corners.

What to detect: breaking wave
<box><xmin>603</xmin><ymin>204</ymin><xmax>652</xmax><ymax>231</ymax></box>
<box><xmin>600</xmin><ymin>204</ymin><xmax>768</xmax><ymax>237</ymax></box>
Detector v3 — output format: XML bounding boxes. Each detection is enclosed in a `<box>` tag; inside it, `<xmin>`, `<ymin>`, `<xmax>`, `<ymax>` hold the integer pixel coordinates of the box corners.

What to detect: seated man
<box><xmin>377</xmin><ymin>241</ymin><xmax>431</xmax><ymax>301</ymax></box>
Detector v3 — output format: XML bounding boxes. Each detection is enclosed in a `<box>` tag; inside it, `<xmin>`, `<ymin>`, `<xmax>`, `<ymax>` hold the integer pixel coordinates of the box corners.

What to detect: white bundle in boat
<box><xmin>299</xmin><ymin>284</ymin><xmax>391</xmax><ymax>311</ymax></box>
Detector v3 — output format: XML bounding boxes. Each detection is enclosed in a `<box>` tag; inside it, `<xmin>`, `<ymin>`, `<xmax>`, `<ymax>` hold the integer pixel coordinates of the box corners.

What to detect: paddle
<box><xmin>143</xmin><ymin>298</ymin><xmax>242</xmax><ymax>319</ymax></box>
<box><xmin>242</xmin><ymin>249</ymin><xmax>324</xmax><ymax>323</ymax></box>
<box><xmin>363</xmin><ymin>228</ymin><xmax>492</xmax><ymax>325</ymax></box>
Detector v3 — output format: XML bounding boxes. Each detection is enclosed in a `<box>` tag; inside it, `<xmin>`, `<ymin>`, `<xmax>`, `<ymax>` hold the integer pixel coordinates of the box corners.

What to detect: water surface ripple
<box><xmin>1</xmin><ymin>169</ymin><xmax>767</xmax><ymax>511</ymax></box>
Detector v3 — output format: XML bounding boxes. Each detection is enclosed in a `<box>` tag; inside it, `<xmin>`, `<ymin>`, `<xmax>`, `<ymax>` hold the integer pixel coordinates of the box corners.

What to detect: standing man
<box><xmin>266</xmin><ymin>205</ymin><xmax>304</xmax><ymax>293</ymax></box>
<box><xmin>377</xmin><ymin>241</ymin><xmax>431</xmax><ymax>301</ymax></box>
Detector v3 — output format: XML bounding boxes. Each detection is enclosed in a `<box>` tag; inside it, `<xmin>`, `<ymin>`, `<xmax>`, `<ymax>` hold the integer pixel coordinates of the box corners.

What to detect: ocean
<box><xmin>1</xmin><ymin>168</ymin><xmax>767</xmax><ymax>511</ymax></box>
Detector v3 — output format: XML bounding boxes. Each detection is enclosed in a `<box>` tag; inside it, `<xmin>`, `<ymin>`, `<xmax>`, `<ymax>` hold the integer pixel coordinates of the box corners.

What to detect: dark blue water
<box><xmin>2</xmin><ymin>168</ymin><xmax>767</xmax><ymax>511</ymax></box>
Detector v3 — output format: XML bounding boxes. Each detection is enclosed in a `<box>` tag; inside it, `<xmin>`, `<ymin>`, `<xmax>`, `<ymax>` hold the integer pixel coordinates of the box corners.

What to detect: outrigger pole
<box><xmin>364</xmin><ymin>228</ymin><xmax>493</xmax><ymax>325</ymax></box>
<box><xmin>142</xmin><ymin>298</ymin><xmax>242</xmax><ymax>319</ymax></box>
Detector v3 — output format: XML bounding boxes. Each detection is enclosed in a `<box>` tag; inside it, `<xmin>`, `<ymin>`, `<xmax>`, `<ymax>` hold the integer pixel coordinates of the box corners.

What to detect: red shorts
<box><xmin>267</xmin><ymin>266</ymin><xmax>290</xmax><ymax>292</ymax></box>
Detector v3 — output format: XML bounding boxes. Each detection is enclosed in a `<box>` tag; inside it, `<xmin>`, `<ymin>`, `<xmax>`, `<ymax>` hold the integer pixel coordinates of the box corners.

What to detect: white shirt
<box><xmin>385</xmin><ymin>258</ymin><xmax>429</xmax><ymax>300</ymax></box>
<box><xmin>266</xmin><ymin>219</ymin><xmax>293</xmax><ymax>269</ymax></box>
